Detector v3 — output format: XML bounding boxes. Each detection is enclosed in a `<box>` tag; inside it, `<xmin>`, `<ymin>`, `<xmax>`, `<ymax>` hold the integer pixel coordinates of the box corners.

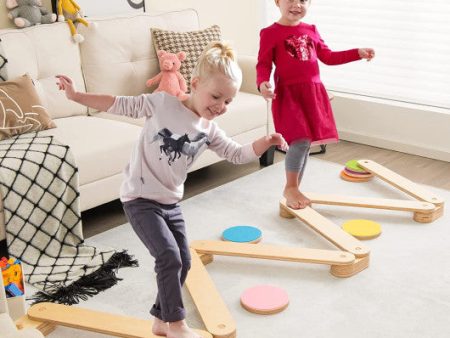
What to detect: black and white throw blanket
<box><xmin>0</xmin><ymin>133</ymin><xmax>137</xmax><ymax>304</ymax></box>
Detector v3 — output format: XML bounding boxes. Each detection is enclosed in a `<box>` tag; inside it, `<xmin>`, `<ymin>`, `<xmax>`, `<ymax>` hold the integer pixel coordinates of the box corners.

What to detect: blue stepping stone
<box><xmin>222</xmin><ymin>225</ymin><xmax>262</xmax><ymax>243</ymax></box>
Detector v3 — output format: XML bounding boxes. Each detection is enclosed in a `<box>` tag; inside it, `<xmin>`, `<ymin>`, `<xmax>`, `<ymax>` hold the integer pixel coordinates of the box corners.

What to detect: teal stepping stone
<box><xmin>222</xmin><ymin>225</ymin><xmax>262</xmax><ymax>243</ymax></box>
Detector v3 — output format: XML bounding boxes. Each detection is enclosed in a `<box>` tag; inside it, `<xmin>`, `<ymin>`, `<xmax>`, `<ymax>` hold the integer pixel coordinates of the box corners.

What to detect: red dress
<box><xmin>257</xmin><ymin>22</ymin><xmax>361</xmax><ymax>145</ymax></box>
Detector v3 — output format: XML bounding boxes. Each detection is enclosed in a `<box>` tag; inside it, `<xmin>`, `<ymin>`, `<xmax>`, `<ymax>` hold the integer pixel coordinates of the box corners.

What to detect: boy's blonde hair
<box><xmin>191</xmin><ymin>41</ymin><xmax>242</xmax><ymax>88</ymax></box>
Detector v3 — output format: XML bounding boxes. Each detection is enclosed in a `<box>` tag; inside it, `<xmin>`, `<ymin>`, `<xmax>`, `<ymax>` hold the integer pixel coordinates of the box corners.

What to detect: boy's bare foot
<box><xmin>167</xmin><ymin>320</ymin><xmax>201</xmax><ymax>338</ymax></box>
<box><xmin>152</xmin><ymin>317</ymin><xmax>169</xmax><ymax>336</ymax></box>
<box><xmin>284</xmin><ymin>186</ymin><xmax>311</xmax><ymax>209</ymax></box>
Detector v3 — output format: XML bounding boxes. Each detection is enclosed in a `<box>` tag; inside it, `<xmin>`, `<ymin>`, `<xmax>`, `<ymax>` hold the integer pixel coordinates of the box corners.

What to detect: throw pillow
<box><xmin>0</xmin><ymin>74</ymin><xmax>56</xmax><ymax>141</ymax></box>
<box><xmin>151</xmin><ymin>25</ymin><xmax>222</xmax><ymax>91</ymax></box>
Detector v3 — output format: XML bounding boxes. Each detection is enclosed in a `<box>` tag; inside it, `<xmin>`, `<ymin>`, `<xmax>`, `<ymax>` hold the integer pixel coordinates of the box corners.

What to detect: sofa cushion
<box><xmin>214</xmin><ymin>91</ymin><xmax>267</xmax><ymax>136</ymax></box>
<box><xmin>78</xmin><ymin>10</ymin><xmax>200</xmax><ymax>107</ymax></box>
<box><xmin>151</xmin><ymin>25</ymin><xmax>222</xmax><ymax>91</ymax></box>
<box><xmin>0</xmin><ymin>23</ymin><xmax>88</xmax><ymax>119</ymax></box>
<box><xmin>0</xmin><ymin>74</ymin><xmax>56</xmax><ymax>140</ymax></box>
<box><xmin>38</xmin><ymin>116</ymin><xmax>141</xmax><ymax>186</ymax></box>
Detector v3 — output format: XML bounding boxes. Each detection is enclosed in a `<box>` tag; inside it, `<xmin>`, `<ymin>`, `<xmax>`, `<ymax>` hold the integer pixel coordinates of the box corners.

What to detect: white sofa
<box><xmin>0</xmin><ymin>9</ymin><xmax>271</xmax><ymax>213</ymax></box>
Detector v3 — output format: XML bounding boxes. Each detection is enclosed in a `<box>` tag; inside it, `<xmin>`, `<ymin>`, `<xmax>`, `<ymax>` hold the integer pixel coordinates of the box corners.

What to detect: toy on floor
<box><xmin>240</xmin><ymin>285</ymin><xmax>289</xmax><ymax>315</ymax></box>
<box><xmin>0</xmin><ymin>313</ymin><xmax>44</xmax><ymax>338</ymax></box>
<box><xmin>342</xmin><ymin>219</ymin><xmax>382</xmax><ymax>240</ymax></box>
<box><xmin>187</xmin><ymin>232</ymin><xmax>367</xmax><ymax>337</ymax></box>
<box><xmin>56</xmin><ymin>0</ymin><xmax>92</xmax><ymax>43</ymax></box>
<box><xmin>340</xmin><ymin>159</ymin><xmax>373</xmax><ymax>182</ymax></box>
<box><xmin>222</xmin><ymin>225</ymin><xmax>262</xmax><ymax>243</ymax></box>
<box><xmin>18</xmin><ymin>302</ymin><xmax>212</xmax><ymax>338</ymax></box>
<box><xmin>146</xmin><ymin>50</ymin><xmax>189</xmax><ymax>101</ymax></box>
<box><xmin>308</xmin><ymin>159</ymin><xmax>444</xmax><ymax>223</ymax></box>
<box><xmin>1</xmin><ymin>257</ymin><xmax>24</xmax><ymax>297</ymax></box>
<box><xmin>6</xmin><ymin>0</ymin><xmax>56</xmax><ymax>28</ymax></box>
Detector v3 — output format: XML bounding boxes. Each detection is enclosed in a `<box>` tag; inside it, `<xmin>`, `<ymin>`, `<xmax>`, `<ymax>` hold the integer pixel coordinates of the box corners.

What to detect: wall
<box><xmin>1</xmin><ymin>1</ymin><xmax>449</xmax><ymax>161</ymax></box>
<box><xmin>0</xmin><ymin>0</ymin><xmax>262</xmax><ymax>55</ymax></box>
<box><xmin>145</xmin><ymin>0</ymin><xmax>262</xmax><ymax>55</ymax></box>
<box><xmin>332</xmin><ymin>94</ymin><xmax>450</xmax><ymax>162</ymax></box>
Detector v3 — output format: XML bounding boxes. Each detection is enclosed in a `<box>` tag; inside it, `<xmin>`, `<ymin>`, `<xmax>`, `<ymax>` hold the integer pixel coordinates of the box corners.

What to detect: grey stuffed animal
<box><xmin>6</xmin><ymin>0</ymin><xmax>57</xmax><ymax>28</ymax></box>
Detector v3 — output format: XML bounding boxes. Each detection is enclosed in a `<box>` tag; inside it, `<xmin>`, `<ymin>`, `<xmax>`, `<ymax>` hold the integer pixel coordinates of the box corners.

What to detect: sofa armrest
<box><xmin>237</xmin><ymin>55</ymin><xmax>260</xmax><ymax>96</ymax></box>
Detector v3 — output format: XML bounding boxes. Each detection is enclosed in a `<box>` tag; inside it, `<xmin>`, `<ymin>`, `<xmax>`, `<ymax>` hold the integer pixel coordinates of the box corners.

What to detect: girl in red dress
<box><xmin>257</xmin><ymin>0</ymin><xmax>375</xmax><ymax>209</ymax></box>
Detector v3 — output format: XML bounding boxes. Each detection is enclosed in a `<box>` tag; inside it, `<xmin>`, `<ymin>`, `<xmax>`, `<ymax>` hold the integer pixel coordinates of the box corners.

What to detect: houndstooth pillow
<box><xmin>151</xmin><ymin>25</ymin><xmax>222</xmax><ymax>92</ymax></box>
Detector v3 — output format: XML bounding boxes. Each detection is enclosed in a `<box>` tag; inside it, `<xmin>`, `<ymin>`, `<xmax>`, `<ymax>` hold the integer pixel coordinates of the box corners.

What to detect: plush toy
<box><xmin>56</xmin><ymin>0</ymin><xmax>91</xmax><ymax>43</ymax></box>
<box><xmin>6</xmin><ymin>0</ymin><xmax>56</xmax><ymax>28</ymax></box>
<box><xmin>146</xmin><ymin>50</ymin><xmax>189</xmax><ymax>101</ymax></box>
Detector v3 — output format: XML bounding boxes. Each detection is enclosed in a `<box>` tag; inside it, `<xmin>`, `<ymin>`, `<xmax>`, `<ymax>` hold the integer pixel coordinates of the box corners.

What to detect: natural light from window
<box><xmin>262</xmin><ymin>0</ymin><xmax>450</xmax><ymax>110</ymax></box>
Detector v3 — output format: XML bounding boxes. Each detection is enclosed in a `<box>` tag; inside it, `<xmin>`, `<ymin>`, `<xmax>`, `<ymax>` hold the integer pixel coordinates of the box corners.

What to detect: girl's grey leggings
<box><xmin>123</xmin><ymin>198</ymin><xmax>191</xmax><ymax>322</ymax></box>
<box><xmin>285</xmin><ymin>139</ymin><xmax>311</xmax><ymax>180</ymax></box>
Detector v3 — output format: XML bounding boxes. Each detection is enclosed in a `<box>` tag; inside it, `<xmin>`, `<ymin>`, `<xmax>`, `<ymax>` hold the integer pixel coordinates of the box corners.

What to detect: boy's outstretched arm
<box><xmin>252</xmin><ymin>133</ymin><xmax>288</xmax><ymax>157</ymax></box>
<box><xmin>56</xmin><ymin>75</ymin><xmax>115</xmax><ymax>112</ymax></box>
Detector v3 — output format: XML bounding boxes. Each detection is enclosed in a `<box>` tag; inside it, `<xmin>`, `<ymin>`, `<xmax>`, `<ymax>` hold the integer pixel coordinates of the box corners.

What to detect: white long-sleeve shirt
<box><xmin>107</xmin><ymin>92</ymin><xmax>258</xmax><ymax>204</ymax></box>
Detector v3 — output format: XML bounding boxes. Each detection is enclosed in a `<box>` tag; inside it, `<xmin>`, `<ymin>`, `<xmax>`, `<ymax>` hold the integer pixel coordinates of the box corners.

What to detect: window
<box><xmin>262</xmin><ymin>0</ymin><xmax>450</xmax><ymax>109</ymax></box>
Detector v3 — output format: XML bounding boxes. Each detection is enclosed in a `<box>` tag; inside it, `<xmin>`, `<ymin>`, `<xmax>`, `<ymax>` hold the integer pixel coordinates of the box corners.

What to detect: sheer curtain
<box><xmin>262</xmin><ymin>0</ymin><xmax>450</xmax><ymax>110</ymax></box>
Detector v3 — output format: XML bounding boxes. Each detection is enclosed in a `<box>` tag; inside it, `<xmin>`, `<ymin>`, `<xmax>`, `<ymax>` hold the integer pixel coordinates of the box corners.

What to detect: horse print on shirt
<box><xmin>284</xmin><ymin>34</ymin><xmax>313</xmax><ymax>61</ymax></box>
<box><xmin>151</xmin><ymin>128</ymin><xmax>210</xmax><ymax>165</ymax></box>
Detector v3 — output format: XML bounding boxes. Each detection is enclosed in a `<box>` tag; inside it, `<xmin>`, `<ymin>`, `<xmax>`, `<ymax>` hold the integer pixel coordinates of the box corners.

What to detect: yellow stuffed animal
<box><xmin>56</xmin><ymin>0</ymin><xmax>90</xmax><ymax>43</ymax></box>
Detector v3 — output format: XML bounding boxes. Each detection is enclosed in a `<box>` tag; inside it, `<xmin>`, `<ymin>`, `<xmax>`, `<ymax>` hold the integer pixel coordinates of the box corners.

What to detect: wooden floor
<box><xmin>82</xmin><ymin>141</ymin><xmax>450</xmax><ymax>238</ymax></box>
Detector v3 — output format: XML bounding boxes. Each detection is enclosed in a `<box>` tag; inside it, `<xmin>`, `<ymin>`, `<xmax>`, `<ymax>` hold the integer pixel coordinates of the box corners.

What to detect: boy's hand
<box><xmin>358</xmin><ymin>48</ymin><xmax>375</xmax><ymax>61</ymax></box>
<box><xmin>268</xmin><ymin>133</ymin><xmax>288</xmax><ymax>152</ymax></box>
<box><xmin>56</xmin><ymin>75</ymin><xmax>77</xmax><ymax>100</ymax></box>
<box><xmin>259</xmin><ymin>81</ymin><xmax>276</xmax><ymax>100</ymax></box>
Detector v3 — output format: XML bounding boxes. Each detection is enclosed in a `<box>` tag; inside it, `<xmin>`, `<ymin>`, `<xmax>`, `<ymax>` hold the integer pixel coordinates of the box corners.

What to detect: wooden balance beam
<box><xmin>190</xmin><ymin>240</ymin><xmax>367</xmax><ymax>278</ymax></box>
<box><xmin>303</xmin><ymin>192</ymin><xmax>436</xmax><ymax>222</ymax></box>
<box><xmin>279</xmin><ymin>201</ymin><xmax>370</xmax><ymax>258</ymax></box>
<box><xmin>185</xmin><ymin>248</ymin><xmax>236</xmax><ymax>338</ymax></box>
<box><xmin>20</xmin><ymin>302</ymin><xmax>212</xmax><ymax>338</ymax></box>
<box><xmin>357</xmin><ymin>159</ymin><xmax>444</xmax><ymax>222</ymax></box>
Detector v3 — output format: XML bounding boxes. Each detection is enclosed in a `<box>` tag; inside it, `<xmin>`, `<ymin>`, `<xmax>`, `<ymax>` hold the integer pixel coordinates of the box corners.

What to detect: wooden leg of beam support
<box><xmin>279</xmin><ymin>205</ymin><xmax>295</xmax><ymax>219</ymax></box>
<box><xmin>330</xmin><ymin>255</ymin><xmax>370</xmax><ymax>278</ymax></box>
<box><xmin>414</xmin><ymin>205</ymin><xmax>444</xmax><ymax>223</ymax></box>
<box><xmin>199</xmin><ymin>253</ymin><xmax>214</xmax><ymax>265</ymax></box>
<box><xmin>15</xmin><ymin>315</ymin><xmax>56</xmax><ymax>335</ymax></box>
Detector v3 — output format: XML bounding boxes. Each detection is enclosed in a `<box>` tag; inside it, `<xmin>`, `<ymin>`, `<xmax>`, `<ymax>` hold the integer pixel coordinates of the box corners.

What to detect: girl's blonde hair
<box><xmin>191</xmin><ymin>41</ymin><xmax>242</xmax><ymax>87</ymax></box>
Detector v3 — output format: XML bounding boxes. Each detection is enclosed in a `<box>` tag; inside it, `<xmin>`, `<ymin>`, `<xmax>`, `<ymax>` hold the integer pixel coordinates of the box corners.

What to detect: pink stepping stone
<box><xmin>240</xmin><ymin>285</ymin><xmax>289</xmax><ymax>315</ymax></box>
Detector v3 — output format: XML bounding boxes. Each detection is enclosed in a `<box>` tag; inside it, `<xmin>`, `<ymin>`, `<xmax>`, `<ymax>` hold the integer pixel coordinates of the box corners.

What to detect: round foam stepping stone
<box><xmin>343</xmin><ymin>168</ymin><xmax>374</xmax><ymax>178</ymax></box>
<box><xmin>344</xmin><ymin>166</ymin><xmax>372</xmax><ymax>175</ymax></box>
<box><xmin>345</xmin><ymin>159</ymin><xmax>368</xmax><ymax>173</ymax></box>
<box><xmin>342</xmin><ymin>219</ymin><xmax>382</xmax><ymax>240</ymax></box>
<box><xmin>340</xmin><ymin>170</ymin><xmax>372</xmax><ymax>183</ymax></box>
<box><xmin>240</xmin><ymin>285</ymin><xmax>289</xmax><ymax>315</ymax></box>
<box><xmin>222</xmin><ymin>225</ymin><xmax>262</xmax><ymax>243</ymax></box>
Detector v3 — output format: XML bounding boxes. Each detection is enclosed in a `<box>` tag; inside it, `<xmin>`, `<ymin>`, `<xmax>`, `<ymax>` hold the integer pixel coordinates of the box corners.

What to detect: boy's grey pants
<box><xmin>123</xmin><ymin>198</ymin><xmax>191</xmax><ymax>322</ymax></box>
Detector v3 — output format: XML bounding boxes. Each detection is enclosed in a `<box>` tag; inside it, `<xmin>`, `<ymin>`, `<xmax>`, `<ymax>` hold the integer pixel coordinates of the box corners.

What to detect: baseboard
<box><xmin>331</xmin><ymin>92</ymin><xmax>450</xmax><ymax>162</ymax></box>
<box><xmin>339</xmin><ymin>130</ymin><xmax>450</xmax><ymax>162</ymax></box>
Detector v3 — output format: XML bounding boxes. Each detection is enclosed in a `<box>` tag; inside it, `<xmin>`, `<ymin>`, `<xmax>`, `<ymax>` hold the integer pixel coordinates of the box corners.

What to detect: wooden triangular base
<box><xmin>304</xmin><ymin>159</ymin><xmax>444</xmax><ymax>223</ymax></box>
<box><xmin>185</xmin><ymin>202</ymin><xmax>371</xmax><ymax>337</ymax></box>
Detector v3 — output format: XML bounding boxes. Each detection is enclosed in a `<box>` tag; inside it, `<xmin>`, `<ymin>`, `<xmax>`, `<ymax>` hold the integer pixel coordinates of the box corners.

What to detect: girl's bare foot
<box><xmin>152</xmin><ymin>317</ymin><xmax>169</xmax><ymax>336</ymax></box>
<box><xmin>284</xmin><ymin>186</ymin><xmax>311</xmax><ymax>209</ymax></box>
<box><xmin>167</xmin><ymin>320</ymin><xmax>201</xmax><ymax>338</ymax></box>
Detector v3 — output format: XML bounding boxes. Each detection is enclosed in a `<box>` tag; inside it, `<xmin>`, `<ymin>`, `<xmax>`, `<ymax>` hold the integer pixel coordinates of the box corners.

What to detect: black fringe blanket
<box><xmin>0</xmin><ymin>133</ymin><xmax>138</xmax><ymax>304</ymax></box>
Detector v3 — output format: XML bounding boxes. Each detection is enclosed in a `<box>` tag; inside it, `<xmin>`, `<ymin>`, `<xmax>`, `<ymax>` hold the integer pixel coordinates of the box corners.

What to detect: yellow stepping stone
<box><xmin>342</xmin><ymin>219</ymin><xmax>382</xmax><ymax>240</ymax></box>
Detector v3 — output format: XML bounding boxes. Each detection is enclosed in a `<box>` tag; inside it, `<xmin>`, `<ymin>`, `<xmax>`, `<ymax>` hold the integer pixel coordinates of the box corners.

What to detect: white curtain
<box><xmin>262</xmin><ymin>0</ymin><xmax>450</xmax><ymax>109</ymax></box>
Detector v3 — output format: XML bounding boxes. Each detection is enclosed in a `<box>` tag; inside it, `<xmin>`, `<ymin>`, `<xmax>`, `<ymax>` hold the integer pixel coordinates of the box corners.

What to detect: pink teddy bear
<box><xmin>146</xmin><ymin>50</ymin><xmax>189</xmax><ymax>101</ymax></box>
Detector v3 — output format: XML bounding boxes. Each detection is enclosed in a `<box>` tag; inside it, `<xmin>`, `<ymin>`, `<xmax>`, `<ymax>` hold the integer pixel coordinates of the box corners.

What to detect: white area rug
<box><xmin>30</xmin><ymin>158</ymin><xmax>450</xmax><ymax>338</ymax></box>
